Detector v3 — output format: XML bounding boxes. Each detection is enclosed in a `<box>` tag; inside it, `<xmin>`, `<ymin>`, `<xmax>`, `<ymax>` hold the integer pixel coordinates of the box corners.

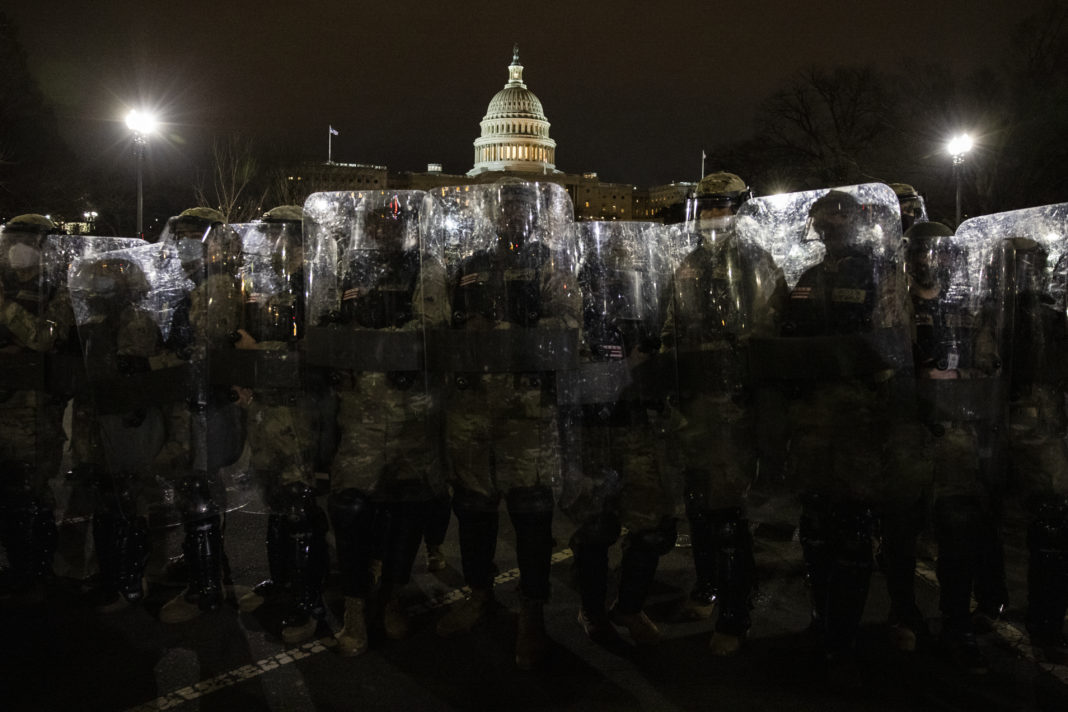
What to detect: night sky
<box><xmin>7</xmin><ymin>0</ymin><xmax>1051</xmax><ymax>187</ymax></box>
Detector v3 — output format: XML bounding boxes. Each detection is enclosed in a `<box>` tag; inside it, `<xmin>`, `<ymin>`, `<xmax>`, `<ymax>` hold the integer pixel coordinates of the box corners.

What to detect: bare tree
<box><xmin>755</xmin><ymin>66</ymin><xmax>897</xmax><ymax>189</ymax></box>
<box><xmin>193</xmin><ymin>135</ymin><xmax>268</xmax><ymax>223</ymax></box>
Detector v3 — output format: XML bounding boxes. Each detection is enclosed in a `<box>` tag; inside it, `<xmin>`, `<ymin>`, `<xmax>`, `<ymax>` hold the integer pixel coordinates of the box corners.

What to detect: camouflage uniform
<box><xmin>431</xmin><ymin>180</ymin><xmax>579</xmax><ymax>669</ymax></box>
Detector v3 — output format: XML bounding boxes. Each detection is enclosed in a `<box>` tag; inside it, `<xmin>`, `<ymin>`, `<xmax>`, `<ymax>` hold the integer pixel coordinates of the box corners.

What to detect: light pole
<box><xmin>947</xmin><ymin>133</ymin><xmax>973</xmax><ymax>227</ymax></box>
<box><xmin>125</xmin><ymin>109</ymin><xmax>158</xmax><ymax>238</ymax></box>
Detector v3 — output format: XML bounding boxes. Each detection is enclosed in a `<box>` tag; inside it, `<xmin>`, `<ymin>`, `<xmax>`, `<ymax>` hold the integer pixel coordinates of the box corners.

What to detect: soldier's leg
<box><xmin>798</xmin><ymin>490</ymin><xmax>832</xmax><ymax>630</ymax></box>
<box><xmin>569</xmin><ymin>510</ymin><xmax>621</xmax><ymax>642</ymax></box>
<box><xmin>0</xmin><ymin>461</ymin><xmax>57</xmax><ymax>597</ymax></box>
<box><xmin>274</xmin><ymin>483</ymin><xmax>329</xmax><ymax>644</ymax></box>
<box><xmin>613</xmin><ymin>519</ymin><xmax>676</xmax><ymax>646</ymax></box>
<box><xmin>159</xmin><ymin>474</ymin><xmax>226</xmax><ymax>623</ymax></box>
<box><xmin>436</xmin><ymin>487</ymin><xmax>499</xmax><ymax>638</ymax></box>
<box><xmin>881</xmin><ymin>497</ymin><xmax>928</xmax><ymax>649</ymax></box>
<box><xmin>1025</xmin><ymin>496</ymin><xmax>1068</xmax><ymax>664</ymax></box>
<box><xmin>824</xmin><ymin>501</ymin><xmax>877</xmax><ymax>655</ymax></box>
<box><xmin>91</xmin><ymin>471</ymin><xmax>149</xmax><ymax>613</ymax></box>
<box><xmin>507</xmin><ymin>484</ymin><xmax>555</xmax><ymax>669</ymax></box>
<box><xmin>423</xmin><ymin>493</ymin><xmax>452</xmax><ymax>572</ymax></box>
<box><xmin>682</xmin><ymin>469</ymin><xmax>718</xmax><ymax>618</ymax></box>
<box><xmin>378</xmin><ymin>499</ymin><xmax>431</xmax><ymax>639</ymax></box>
<box><xmin>934</xmin><ymin>495</ymin><xmax>989</xmax><ymax>673</ymax></box>
<box><xmin>327</xmin><ymin>488</ymin><xmax>376</xmax><ymax>656</ymax></box>
<box><xmin>707</xmin><ymin>507</ymin><xmax>755</xmax><ymax>654</ymax></box>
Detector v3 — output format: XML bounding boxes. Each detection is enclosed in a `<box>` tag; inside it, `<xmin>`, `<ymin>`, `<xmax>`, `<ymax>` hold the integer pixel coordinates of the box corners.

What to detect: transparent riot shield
<box><xmin>205</xmin><ymin>219</ymin><xmax>318</xmax><ymax>497</ymax></box>
<box><xmin>959</xmin><ymin>203</ymin><xmax>1068</xmax><ymax>500</ymax></box>
<box><xmin>424</xmin><ymin>179</ymin><xmax>579</xmax><ymax>502</ymax></box>
<box><xmin>0</xmin><ymin>229</ymin><xmax>142</xmax><ymax>491</ymax></box>
<box><xmin>661</xmin><ymin>205</ymin><xmax>788</xmax><ymax>510</ymax></box>
<box><xmin>909</xmin><ymin>226</ymin><xmax>1007</xmax><ymax>427</ymax></box>
<box><xmin>68</xmin><ymin>241</ymin><xmax>196</xmax><ymax>523</ymax></box>
<box><xmin>303</xmin><ymin>189</ymin><xmax>447</xmax><ymax>502</ymax></box>
<box><xmin>737</xmin><ymin>183</ymin><xmax>910</xmax><ymax>499</ymax></box>
<box><xmin>738</xmin><ymin>183</ymin><xmax>911</xmax><ymax>379</ymax></box>
<box><xmin>556</xmin><ymin>221</ymin><xmax>675</xmax><ymax>527</ymax></box>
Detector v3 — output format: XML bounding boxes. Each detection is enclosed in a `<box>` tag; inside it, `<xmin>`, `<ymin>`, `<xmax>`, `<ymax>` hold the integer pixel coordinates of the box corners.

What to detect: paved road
<box><xmin>3</xmin><ymin>485</ymin><xmax>1067</xmax><ymax>712</ymax></box>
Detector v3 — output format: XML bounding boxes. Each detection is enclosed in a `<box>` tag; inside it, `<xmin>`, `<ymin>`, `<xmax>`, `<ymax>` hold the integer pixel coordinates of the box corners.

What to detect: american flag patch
<box><xmin>459</xmin><ymin>272</ymin><xmax>484</xmax><ymax>287</ymax></box>
<box><xmin>791</xmin><ymin>286</ymin><xmax>812</xmax><ymax>300</ymax></box>
<box><xmin>342</xmin><ymin>287</ymin><xmax>362</xmax><ymax>301</ymax></box>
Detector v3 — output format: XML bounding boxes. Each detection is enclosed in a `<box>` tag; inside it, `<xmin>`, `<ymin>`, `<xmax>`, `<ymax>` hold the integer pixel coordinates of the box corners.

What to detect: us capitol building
<box><xmin>284</xmin><ymin>47</ymin><xmax>692</xmax><ymax>222</ymax></box>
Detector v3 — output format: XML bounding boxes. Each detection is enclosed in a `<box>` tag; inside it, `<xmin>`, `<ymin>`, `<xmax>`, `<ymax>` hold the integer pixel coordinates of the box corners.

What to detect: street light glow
<box><xmin>125</xmin><ymin>109</ymin><xmax>158</xmax><ymax>136</ymax></box>
<box><xmin>947</xmin><ymin>133</ymin><xmax>973</xmax><ymax>159</ymax></box>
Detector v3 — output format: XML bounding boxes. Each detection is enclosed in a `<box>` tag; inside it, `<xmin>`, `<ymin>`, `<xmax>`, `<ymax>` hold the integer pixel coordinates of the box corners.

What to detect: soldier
<box><xmin>223</xmin><ymin>205</ymin><xmax>331</xmax><ymax>644</ymax></box>
<box><xmin>748</xmin><ymin>186</ymin><xmax>911</xmax><ymax>675</ymax></box>
<box><xmin>0</xmin><ymin>214</ymin><xmax>71</xmax><ymax>600</ymax></box>
<box><xmin>68</xmin><ymin>247</ymin><xmax>189</xmax><ymax>613</ymax></box>
<box><xmin>430</xmin><ymin>180</ymin><xmax>580</xmax><ymax>669</ymax></box>
<box><xmin>304</xmin><ymin>190</ymin><xmax>448</xmax><ymax>656</ymax></box>
<box><xmin>662</xmin><ymin>172</ymin><xmax>786</xmax><ymax>654</ymax></box>
<box><xmin>889</xmin><ymin>183</ymin><xmax>928</xmax><ymax>234</ymax></box>
<box><xmin>905</xmin><ymin>220</ymin><xmax>1003</xmax><ymax>672</ymax></box>
<box><xmin>560</xmin><ymin>220</ymin><xmax>676</xmax><ymax>647</ymax></box>
<box><xmin>152</xmin><ymin>207</ymin><xmax>247</xmax><ymax>623</ymax></box>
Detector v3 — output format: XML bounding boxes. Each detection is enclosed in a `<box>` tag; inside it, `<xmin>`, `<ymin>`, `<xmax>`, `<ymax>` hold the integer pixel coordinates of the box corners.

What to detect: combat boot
<box><xmin>610</xmin><ymin>606</ymin><xmax>661</xmax><ymax>646</ymax></box>
<box><xmin>710</xmin><ymin>630</ymin><xmax>745</xmax><ymax>656</ymax></box>
<box><xmin>335</xmin><ymin>596</ymin><xmax>368</xmax><ymax>657</ymax></box>
<box><xmin>436</xmin><ymin>586</ymin><xmax>493</xmax><ymax>638</ymax></box>
<box><xmin>515</xmin><ymin>598</ymin><xmax>549</xmax><ymax>669</ymax></box>
<box><xmin>577</xmin><ymin>608</ymin><xmax>621</xmax><ymax>645</ymax></box>
<box><xmin>382</xmin><ymin>590</ymin><xmax>411</xmax><ymax>640</ymax></box>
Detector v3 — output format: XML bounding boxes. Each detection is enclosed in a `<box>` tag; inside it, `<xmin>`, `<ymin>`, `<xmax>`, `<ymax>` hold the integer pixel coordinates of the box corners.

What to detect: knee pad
<box><xmin>178</xmin><ymin>475</ymin><xmax>219</xmax><ymax>521</ymax></box>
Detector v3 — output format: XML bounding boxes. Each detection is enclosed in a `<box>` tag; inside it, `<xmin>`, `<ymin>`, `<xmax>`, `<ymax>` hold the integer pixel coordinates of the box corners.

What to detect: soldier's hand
<box><xmin>232</xmin><ymin>386</ymin><xmax>254</xmax><ymax>407</ymax></box>
<box><xmin>234</xmin><ymin>328</ymin><xmax>258</xmax><ymax>350</ymax></box>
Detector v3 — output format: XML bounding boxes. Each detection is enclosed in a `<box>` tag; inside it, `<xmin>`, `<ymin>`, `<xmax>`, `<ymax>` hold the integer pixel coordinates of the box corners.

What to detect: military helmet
<box><xmin>178</xmin><ymin>207</ymin><xmax>225</xmax><ymax>224</ymax></box>
<box><xmin>694</xmin><ymin>171</ymin><xmax>751</xmax><ymax>211</ymax></box>
<box><xmin>809</xmin><ymin>190</ymin><xmax>861</xmax><ymax>219</ymax></box>
<box><xmin>262</xmin><ymin>205</ymin><xmax>304</xmax><ymax>223</ymax></box>
<box><xmin>889</xmin><ymin>183</ymin><xmax>920</xmax><ymax>201</ymax></box>
<box><xmin>3</xmin><ymin>214</ymin><xmax>55</xmax><ymax>236</ymax></box>
<box><xmin>905</xmin><ymin>220</ymin><xmax>953</xmax><ymax>246</ymax></box>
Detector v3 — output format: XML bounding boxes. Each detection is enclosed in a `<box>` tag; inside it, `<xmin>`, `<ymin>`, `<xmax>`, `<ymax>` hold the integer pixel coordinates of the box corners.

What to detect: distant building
<box><xmin>283</xmin><ymin>47</ymin><xmax>691</xmax><ymax>223</ymax></box>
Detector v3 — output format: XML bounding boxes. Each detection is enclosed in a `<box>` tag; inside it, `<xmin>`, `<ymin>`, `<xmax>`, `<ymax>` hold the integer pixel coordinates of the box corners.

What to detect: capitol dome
<box><xmin>469</xmin><ymin>46</ymin><xmax>559</xmax><ymax>177</ymax></box>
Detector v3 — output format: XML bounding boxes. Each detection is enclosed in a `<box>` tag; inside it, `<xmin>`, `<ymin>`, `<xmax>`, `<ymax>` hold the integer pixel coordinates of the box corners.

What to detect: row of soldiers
<box><xmin>1</xmin><ymin>176</ymin><xmax>1066</xmax><ymax>676</ymax></box>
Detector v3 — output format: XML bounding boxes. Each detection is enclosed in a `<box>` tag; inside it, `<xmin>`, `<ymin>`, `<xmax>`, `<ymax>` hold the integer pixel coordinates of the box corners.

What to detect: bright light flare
<box><xmin>947</xmin><ymin>133</ymin><xmax>973</xmax><ymax>158</ymax></box>
<box><xmin>125</xmin><ymin>109</ymin><xmax>158</xmax><ymax>136</ymax></box>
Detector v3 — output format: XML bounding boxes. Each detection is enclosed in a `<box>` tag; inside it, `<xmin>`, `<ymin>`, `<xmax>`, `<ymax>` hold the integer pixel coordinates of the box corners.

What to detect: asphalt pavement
<box><xmin>3</xmin><ymin>480</ymin><xmax>1067</xmax><ymax>712</ymax></box>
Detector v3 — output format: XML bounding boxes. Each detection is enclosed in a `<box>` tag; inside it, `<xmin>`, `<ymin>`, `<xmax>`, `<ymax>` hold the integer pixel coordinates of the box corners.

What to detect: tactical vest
<box><xmin>340</xmin><ymin>251</ymin><xmax>420</xmax><ymax>330</ymax></box>
<box><xmin>450</xmin><ymin>244</ymin><xmax>546</xmax><ymax>329</ymax></box>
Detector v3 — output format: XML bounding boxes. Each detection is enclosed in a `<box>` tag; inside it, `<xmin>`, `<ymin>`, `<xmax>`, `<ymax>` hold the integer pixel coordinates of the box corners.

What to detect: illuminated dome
<box><xmin>469</xmin><ymin>46</ymin><xmax>559</xmax><ymax>176</ymax></box>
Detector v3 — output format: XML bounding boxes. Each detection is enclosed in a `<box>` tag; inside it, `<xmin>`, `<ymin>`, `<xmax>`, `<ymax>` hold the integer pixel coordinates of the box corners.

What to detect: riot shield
<box><xmin>557</xmin><ymin>221</ymin><xmax>674</xmax><ymax>525</ymax></box>
<box><xmin>959</xmin><ymin>204</ymin><xmax>1068</xmax><ymax>499</ymax></box>
<box><xmin>737</xmin><ymin>183</ymin><xmax>910</xmax><ymax>498</ymax></box>
<box><xmin>1</xmin><ymin>228</ymin><xmax>143</xmax><ymax>487</ymax></box>
<box><xmin>68</xmin><ymin>241</ymin><xmax>196</xmax><ymax>521</ymax></box>
<box><xmin>908</xmin><ymin>225</ymin><xmax>1007</xmax><ymax>426</ymax></box>
<box><xmin>303</xmin><ymin>189</ymin><xmax>446</xmax><ymax>501</ymax></box>
<box><xmin>661</xmin><ymin>206</ymin><xmax>787</xmax><ymax>509</ymax></box>
<box><xmin>425</xmin><ymin>179</ymin><xmax>579</xmax><ymax>501</ymax></box>
<box><xmin>738</xmin><ymin>183</ymin><xmax>912</xmax><ymax>380</ymax></box>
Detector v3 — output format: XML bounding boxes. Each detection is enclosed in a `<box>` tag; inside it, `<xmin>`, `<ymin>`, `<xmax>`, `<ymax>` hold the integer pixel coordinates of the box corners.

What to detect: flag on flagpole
<box><xmin>329</xmin><ymin>126</ymin><xmax>339</xmax><ymax>136</ymax></box>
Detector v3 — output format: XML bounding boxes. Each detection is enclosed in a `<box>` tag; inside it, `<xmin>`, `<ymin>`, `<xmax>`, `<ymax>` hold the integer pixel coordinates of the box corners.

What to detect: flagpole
<box><xmin>700</xmin><ymin>150</ymin><xmax>706</xmax><ymax>181</ymax></box>
<box><xmin>328</xmin><ymin>125</ymin><xmax>333</xmax><ymax>164</ymax></box>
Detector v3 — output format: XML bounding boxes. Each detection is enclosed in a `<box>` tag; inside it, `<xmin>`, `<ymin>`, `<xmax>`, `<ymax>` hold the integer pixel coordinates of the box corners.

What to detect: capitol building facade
<box><xmin>284</xmin><ymin>48</ymin><xmax>692</xmax><ymax>221</ymax></box>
